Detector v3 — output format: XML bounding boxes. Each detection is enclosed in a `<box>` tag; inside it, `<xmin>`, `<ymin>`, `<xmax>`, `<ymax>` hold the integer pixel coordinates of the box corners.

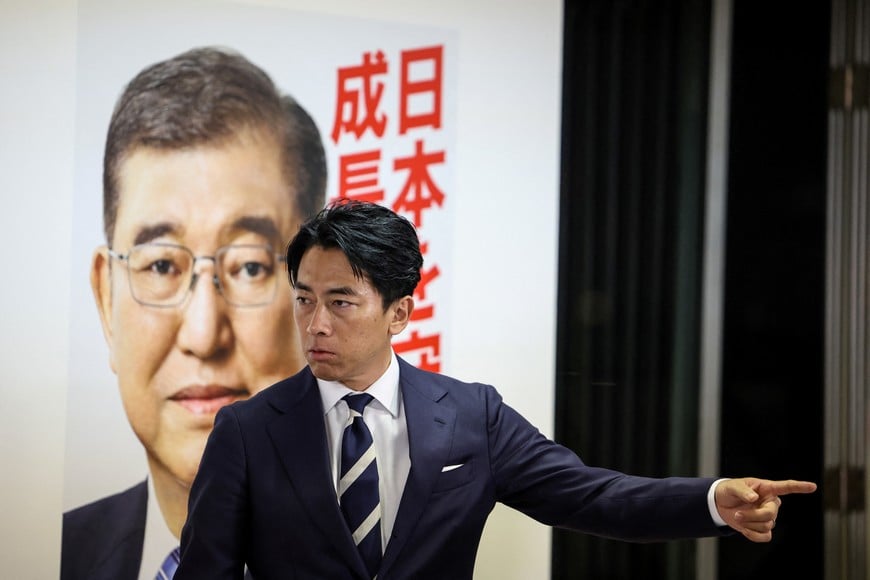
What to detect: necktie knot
<box><xmin>344</xmin><ymin>392</ymin><xmax>374</xmax><ymax>415</ymax></box>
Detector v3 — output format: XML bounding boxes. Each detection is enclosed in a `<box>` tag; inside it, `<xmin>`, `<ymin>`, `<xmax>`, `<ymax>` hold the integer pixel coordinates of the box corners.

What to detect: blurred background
<box><xmin>555</xmin><ymin>0</ymin><xmax>833</xmax><ymax>578</ymax></box>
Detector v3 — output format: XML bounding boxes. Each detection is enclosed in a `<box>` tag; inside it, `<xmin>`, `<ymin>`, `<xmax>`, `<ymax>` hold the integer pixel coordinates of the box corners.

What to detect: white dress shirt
<box><xmin>708</xmin><ymin>478</ymin><xmax>728</xmax><ymax>526</ymax></box>
<box><xmin>318</xmin><ymin>351</ymin><xmax>411</xmax><ymax>552</ymax></box>
<box><xmin>138</xmin><ymin>476</ymin><xmax>179</xmax><ymax>580</ymax></box>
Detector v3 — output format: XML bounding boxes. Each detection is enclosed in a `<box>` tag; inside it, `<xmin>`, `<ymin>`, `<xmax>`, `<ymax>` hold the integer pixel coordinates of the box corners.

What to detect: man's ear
<box><xmin>90</xmin><ymin>247</ymin><xmax>117</xmax><ymax>373</ymax></box>
<box><xmin>388</xmin><ymin>295</ymin><xmax>415</xmax><ymax>337</ymax></box>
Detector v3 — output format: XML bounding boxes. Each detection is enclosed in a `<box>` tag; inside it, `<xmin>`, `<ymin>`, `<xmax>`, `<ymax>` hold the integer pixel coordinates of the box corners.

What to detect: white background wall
<box><xmin>0</xmin><ymin>1</ymin><xmax>563</xmax><ymax>577</ymax></box>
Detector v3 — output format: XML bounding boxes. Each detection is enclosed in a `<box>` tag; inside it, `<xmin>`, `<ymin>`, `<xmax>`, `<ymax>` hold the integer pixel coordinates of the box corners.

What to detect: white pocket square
<box><xmin>441</xmin><ymin>463</ymin><xmax>464</xmax><ymax>472</ymax></box>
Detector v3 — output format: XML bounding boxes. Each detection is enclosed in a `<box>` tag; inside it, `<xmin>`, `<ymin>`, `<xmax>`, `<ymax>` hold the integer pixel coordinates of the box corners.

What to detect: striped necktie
<box><xmin>339</xmin><ymin>393</ymin><xmax>382</xmax><ymax>579</ymax></box>
<box><xmin>155</xmin><ymin>546</ymin><xmax>180</xmax><ymax>580</ymax></box>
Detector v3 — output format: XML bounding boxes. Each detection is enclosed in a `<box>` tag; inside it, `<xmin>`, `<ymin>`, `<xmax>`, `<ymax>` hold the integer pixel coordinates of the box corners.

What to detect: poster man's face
<box><xmin>91</xmin><ymin>129</ymin><xmax>305</xmax><ymax>487</ymax></box>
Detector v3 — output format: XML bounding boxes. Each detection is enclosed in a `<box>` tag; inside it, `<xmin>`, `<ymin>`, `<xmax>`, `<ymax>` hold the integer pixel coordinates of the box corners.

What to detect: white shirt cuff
<box><xmin>707</xmin><ymin>478</ymin><xmax>729</xmax><ymax>527</ymax></box>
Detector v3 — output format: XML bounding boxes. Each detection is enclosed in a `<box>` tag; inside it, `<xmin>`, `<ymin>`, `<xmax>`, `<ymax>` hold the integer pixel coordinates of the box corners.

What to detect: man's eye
<box><xmin>241</xmin><ymin>262</ymin><xmax>267</xmax><ymax>278</ymax></box>
<box><xmin>148</xmin><ymin>259</ymin><xmax>177</xmax><ymax>275</ymax></box>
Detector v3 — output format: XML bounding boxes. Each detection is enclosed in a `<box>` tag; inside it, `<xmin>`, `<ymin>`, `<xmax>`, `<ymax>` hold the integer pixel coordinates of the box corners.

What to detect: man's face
<box><xmin>91</xmin><ymin>129</ymin><xmax>305</xmax><ymax>487</ymax></box>
<box><xmin>293</xmin><ymin>246</ymin><xmax>412</xmax><ymax>391</ymax></box>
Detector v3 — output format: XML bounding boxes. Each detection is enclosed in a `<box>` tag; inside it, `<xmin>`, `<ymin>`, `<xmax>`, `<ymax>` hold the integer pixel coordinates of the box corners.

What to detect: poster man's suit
<box><xmin>61</xmin><ymin>481</ymin><xmax>148</xmax><ymax>579</ymax></box>
<box><xmin>177</xmin><ymin>357</ymin><xmax>728</xmax><ymax>580</ymax></box>
<box><xmin>61</xmin><ymin>482</ymin><xmax>256</xmax><ymax>580</ymax></box>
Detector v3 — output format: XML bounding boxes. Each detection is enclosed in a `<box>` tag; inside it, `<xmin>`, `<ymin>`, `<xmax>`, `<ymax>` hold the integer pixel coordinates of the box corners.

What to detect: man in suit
<box><xmin>176</xmin><ymin>200</ymin><xmax>817</xmax><ymax>580</ymax></box>
<box><xmin>61</xmin><ymin>46</ymin><xmax>326</xmax><ymax>580</ymax></box>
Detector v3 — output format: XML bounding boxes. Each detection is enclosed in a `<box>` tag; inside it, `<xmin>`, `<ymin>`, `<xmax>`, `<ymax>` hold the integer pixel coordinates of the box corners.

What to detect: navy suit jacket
<box><xmin>61</xmin><ymin>480</ymin><xmax>147</xmax><ymax>580</ymax></box>
<box><xmin>177</xmin><ymin>357</ymin><xmax>727</xmax><ymax>579</ymax></box>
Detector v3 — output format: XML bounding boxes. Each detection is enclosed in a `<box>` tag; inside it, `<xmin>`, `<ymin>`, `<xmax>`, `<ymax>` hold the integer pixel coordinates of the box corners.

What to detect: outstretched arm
<box><xmin>714</xmin><ymin>478</ymin><xmax>817</xmax><ymax>542</ymax></box>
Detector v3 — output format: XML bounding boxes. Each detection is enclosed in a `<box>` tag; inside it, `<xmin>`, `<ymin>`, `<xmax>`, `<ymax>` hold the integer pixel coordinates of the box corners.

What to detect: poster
<box><xmin>64</xmin><ymin>1</ymin><xmax>455</xmax><ymax>576</ymax></box>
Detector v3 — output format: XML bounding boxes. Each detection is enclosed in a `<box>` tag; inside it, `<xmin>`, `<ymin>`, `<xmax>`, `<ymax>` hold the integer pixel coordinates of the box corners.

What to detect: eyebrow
<box><xmin>133</xmin><ymin>223</ymin><xmax>176</xmax><ymax>246</ymax></box>
<box><xmin>230</xmin><ymin>216</ymin><xmax>283</xmax><ymax>246</ymax></box>
<box><xmin>131</xmin><ymin>216</ymin><xmax>283</xmax><ymax>247</ymax></box>
<box><xmin>294</xmin><ymin>282</ymin><xmax>359</xmax><ymax>297</ymax></box>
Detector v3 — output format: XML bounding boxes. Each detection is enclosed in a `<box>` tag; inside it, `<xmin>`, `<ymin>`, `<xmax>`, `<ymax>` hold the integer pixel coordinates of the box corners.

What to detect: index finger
<box><xmin>759</xmin><ymin>479</ymin><xmax>817</xmax><ymax>496</ymax></box>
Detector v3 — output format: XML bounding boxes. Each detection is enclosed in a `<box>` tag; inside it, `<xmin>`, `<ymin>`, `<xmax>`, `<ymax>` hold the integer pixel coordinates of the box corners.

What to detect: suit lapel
<box><xmin>379</xmin><ymin>360</ymin><xmax>456</xmax><ymax>577</ymax></box>
<box><xmin>264</xmin><ymin>371</ymin><xmax>367</xmax><ymax>578</ymax></box>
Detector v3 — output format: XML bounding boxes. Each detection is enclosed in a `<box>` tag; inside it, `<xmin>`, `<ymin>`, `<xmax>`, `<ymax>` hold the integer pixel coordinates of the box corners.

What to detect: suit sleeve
<box><xmin>176</xmin><ymin>406</ymin><xmax>249</xmax><ymax>579</ymax></box>
<box><xmin>483</xmin><ymin>385</ymin><xmax>727</xmax><ymax>542</ymax></box>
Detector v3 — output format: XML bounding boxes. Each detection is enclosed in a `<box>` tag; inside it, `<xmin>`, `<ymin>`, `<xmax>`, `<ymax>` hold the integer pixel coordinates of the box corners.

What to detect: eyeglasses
<box><xmin>108</xmin><ymin>242</ymin><xmax>285</xmax><ymax>308</ymax></box>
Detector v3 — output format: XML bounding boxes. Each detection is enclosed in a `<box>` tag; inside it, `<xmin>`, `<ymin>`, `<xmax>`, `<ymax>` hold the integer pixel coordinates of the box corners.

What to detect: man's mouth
<box><xmin>170</xmin><ymin>385</ymin><xmax>248</xmax><ymax>415</ymax></box>
<box><xmin>308</xmin><ymin>348</ymin><xmax>335</xmax><ymax>362</ymax></box>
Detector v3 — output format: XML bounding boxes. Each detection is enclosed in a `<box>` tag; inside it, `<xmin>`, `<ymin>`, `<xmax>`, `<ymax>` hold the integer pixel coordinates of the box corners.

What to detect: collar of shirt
<box><xmin>317</xmin><ymin>350</ymin><xmax>401</xmax><ymax>418</ymax></box>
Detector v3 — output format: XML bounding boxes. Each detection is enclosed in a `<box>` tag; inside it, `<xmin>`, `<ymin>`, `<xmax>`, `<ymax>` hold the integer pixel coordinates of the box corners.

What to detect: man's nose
<box><xmin>176</xmin><ymin>267</ymin><xmax>231</xmax><ymax>358</ymax></box>
<box><xmin>306</xmin><ymin>302</ymin><xmax>331</xmax><ymax>335</ymax></box>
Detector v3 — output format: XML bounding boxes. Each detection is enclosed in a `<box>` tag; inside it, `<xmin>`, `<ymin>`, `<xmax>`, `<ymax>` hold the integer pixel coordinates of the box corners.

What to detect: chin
<box><xmin>176</xmin><ymin>459</ymin><xmax>204</xmax><ymax>489</ymax></box>
<box><xmin>308</xmin><ymin>363</ymin><xmax>337</xmax><ymax>381</ymax></box>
